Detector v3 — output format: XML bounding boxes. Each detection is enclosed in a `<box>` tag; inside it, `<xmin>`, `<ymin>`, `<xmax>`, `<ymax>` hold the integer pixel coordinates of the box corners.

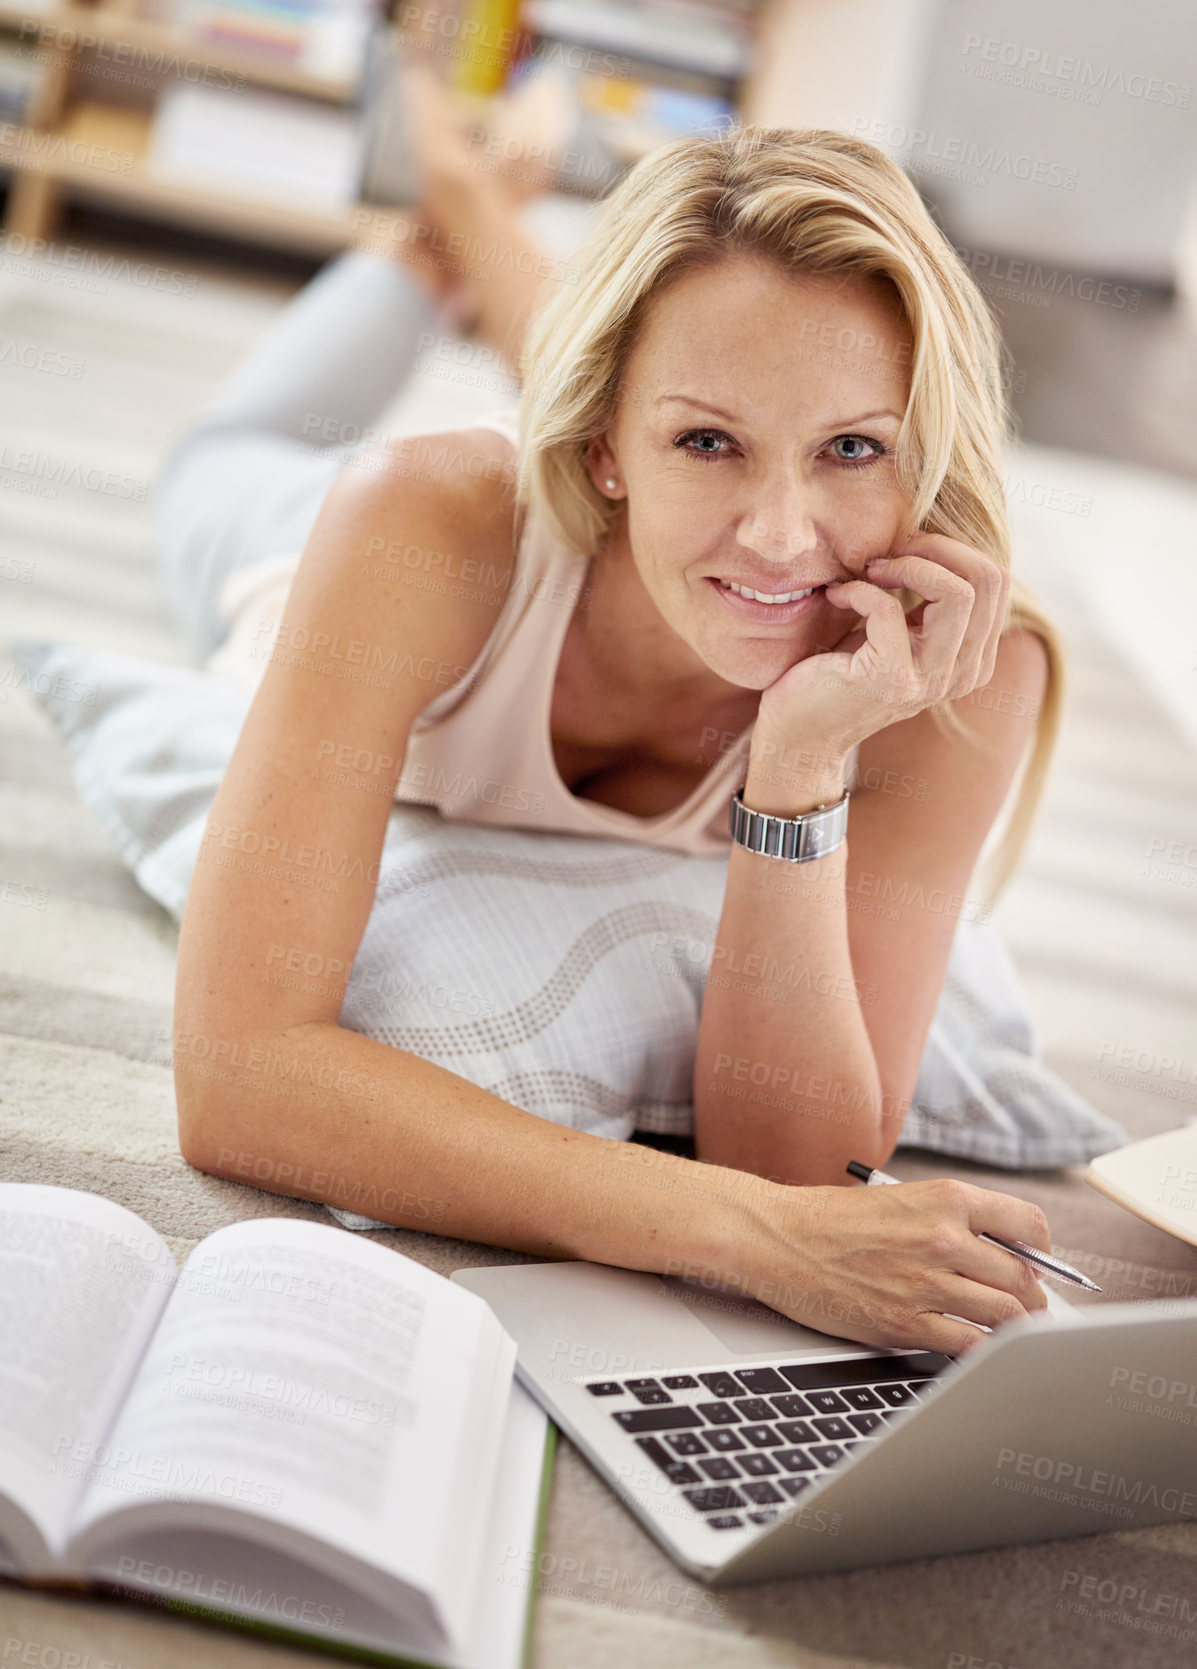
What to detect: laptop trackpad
<box><xmin>661</xmin><ymin>1275</ymin><xmax>877</xmax><ymax>1357</ymax></box>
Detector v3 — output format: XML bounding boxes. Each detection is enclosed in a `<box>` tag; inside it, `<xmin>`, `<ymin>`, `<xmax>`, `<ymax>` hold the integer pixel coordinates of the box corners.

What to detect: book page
<box><xmin>451</xmin><ymin>1379</ymin><xmax>551</xmax><ymax>1669</ymax></box>
<box><xmin>82</xmin><ymin>1389</ymin><xmax>550</xmax><ymax>1669</ymax></box>
<box><xmin>0</xmin><ymin>1185</ymin><xmax>177</xmax><ymax>1567</ymax></box>
<box><xmin>70</xmin><ymin>1219</ymin><xmax>511</xmax><ymax>1620</ymax></box>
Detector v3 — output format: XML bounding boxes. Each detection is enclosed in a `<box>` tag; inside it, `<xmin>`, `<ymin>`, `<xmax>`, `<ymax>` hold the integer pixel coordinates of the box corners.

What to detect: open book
<box><xmin>0</xmin><ymin>1184</ymin><xmax>553</xmax><ymax>1669</ymax></box>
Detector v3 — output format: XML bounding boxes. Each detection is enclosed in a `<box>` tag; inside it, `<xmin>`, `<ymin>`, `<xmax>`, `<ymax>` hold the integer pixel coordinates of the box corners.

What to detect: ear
<box><xmin>584</xmin><ymin>434</ymin><xmax>623</xmax><ymax>499</ymax></box>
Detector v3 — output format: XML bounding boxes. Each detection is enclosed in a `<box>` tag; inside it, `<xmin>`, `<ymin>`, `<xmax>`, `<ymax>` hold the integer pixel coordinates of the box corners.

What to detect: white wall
<box><xmin>908</xmin><ymin>0</ymin><xmax>1197</xmax><ymax>283</ymax></box>
<box><xmin>740</xmin><ymin>0</ymin><xmax>938</xmax><ymax>137</ymax></box>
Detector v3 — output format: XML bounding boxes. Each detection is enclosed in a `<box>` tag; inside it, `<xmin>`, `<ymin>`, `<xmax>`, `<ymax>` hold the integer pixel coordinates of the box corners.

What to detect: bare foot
<box><xmin>354</xmin><ymin>58</ymin><xmax>569</xmax><ymax>357</ymax></box>
<box><xmin>481</xmin><ymin>67</ymin><xmax>575</xmax><ymax>204</ymax></box>
<box><xmin>400</xmin><ymin>57</ymin><xmax>572</xmax><ymax>213</ymax></box>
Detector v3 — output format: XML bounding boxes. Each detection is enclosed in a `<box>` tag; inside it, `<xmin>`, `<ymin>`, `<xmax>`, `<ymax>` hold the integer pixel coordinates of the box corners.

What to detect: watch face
<box><xmin>731</xmin><ymin>793</ymin><xmax>846</xmax><ymax>860</ymax></box>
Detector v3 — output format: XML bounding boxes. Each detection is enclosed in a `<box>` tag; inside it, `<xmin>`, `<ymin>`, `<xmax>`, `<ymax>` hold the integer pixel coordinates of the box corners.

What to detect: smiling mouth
<box><xmin>716</xmin><ymin>578</ymin><xmax>825</xmax><ymax>605</ymax></box>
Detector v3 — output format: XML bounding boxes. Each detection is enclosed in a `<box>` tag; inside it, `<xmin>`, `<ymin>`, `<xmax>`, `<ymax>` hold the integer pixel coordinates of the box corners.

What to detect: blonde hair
<box><xmin>515</xmin><ymin>125</ymin><xmax>1064</xmax><ymax>908</ymax></box>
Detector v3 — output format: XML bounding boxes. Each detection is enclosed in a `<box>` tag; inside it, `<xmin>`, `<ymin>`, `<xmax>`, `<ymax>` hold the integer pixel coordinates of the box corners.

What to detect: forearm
<box><xmin>693</xmin><ymin>742</ymin><xmax>887</xmax><ymax>1186</ymax></box>
<box><xmin>176</xmin><ymin>1018</ymin><xmax>757</xmax><ymax>1278</ymax></box>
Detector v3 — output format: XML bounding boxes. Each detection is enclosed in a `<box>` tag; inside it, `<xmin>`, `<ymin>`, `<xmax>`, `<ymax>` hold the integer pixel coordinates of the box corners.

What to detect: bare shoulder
<box><xmin>330</xmin><ymin>422</ymin><xmax>520</xmax><ymax>580</ymax></box>
<box><xmin>987</xmin><ymin>624</ymin><xmax>1050</xmax><ymax>702</ymax></box>
<box><xmin>286</xmin><ymin>423</ymin><xmax>523</xmax><ymax>715</ymax></box>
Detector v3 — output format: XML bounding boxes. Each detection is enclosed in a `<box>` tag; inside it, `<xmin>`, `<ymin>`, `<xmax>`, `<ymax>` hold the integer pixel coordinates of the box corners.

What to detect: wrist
<box><xmin>743</xmin><ymin>731</ymin><xmax>849</xmax><ymax>817</ymax></box>
<box><xmin>619</xmin><ymin>1149</ymin><xmax>778</xmax><ymax>1293</ymax></box>
<box><xmin>679</xmin><ymin>1162</ymin><xmax>813</xmax><ymax>1308</ymax></box>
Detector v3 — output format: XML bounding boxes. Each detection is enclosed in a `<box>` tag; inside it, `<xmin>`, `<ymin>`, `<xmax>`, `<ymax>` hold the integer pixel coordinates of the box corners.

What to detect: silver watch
<box><xmin>728</xmin><ymin>785</ymin><xmax>850</xmax><ymax>863</ymax></box>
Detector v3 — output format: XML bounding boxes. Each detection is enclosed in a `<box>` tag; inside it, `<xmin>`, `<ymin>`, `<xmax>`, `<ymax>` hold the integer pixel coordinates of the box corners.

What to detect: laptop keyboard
<box><xmin>586</xmin><ymin>1351</ymin><xmax>953</xmax><ymax>1531</ymax></box>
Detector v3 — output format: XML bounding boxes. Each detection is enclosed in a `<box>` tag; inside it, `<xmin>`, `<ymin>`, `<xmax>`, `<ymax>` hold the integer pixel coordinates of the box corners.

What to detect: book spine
<box><xmin>448</xmin><ymin>0</ymin><xmax>521</xmax><ymax>97</ymax></box>
<box><xmin>520</xmin><ymin>1422</ymin><xmax>558</xmax><ymax>1669</ymax></box>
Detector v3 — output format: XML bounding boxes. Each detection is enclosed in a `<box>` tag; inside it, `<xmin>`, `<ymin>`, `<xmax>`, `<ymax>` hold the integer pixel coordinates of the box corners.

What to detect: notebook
<box><xmin>1085</xmin><ymin>1123</ymin><xmax>1197</xmax><ymax>1247</ymax></box>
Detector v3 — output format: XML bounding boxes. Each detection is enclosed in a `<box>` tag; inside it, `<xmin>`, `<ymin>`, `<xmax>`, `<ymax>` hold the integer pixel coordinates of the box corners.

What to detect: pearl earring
<box><xmin>605</xmin><ymin>478</ymin><xmax>617</xmax><ymax>491</ymax></box>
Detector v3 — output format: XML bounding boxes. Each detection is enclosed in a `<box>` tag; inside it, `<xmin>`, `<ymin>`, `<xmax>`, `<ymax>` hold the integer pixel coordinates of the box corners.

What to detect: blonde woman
<box><xmin>162</xmin><ymin>119</ymin><xmax>1062</xmax><ymax>1361</ymax></box>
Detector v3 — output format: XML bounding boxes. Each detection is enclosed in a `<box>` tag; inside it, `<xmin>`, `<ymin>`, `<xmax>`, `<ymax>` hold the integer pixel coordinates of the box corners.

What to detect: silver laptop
<box><xmin>450</xmin><ymin>1260</ymin><xmax>1197</xmax><ymax>1584</ymax></box>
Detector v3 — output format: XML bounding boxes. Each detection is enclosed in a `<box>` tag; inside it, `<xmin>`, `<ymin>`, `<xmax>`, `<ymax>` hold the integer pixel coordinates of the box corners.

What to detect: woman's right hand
<box><xmin>752</xmin><ymin>532</ymin><xmax>1010</xmax><ymax>772</ymax></box>
<box><xmin>735</xmin><ymin>1176</ymin><xmax>1052</xmax><ymax>1358</ymax></box>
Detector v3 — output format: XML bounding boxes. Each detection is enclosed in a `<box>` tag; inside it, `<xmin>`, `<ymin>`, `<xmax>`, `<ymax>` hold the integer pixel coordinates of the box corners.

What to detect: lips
<box><xmin>706</xmin><ymin>575</ymin><xmax>830</xmax><ymax>622</ymax></box>
<box><xmin>718</xmin><ymin>578</ymin><xmax>822</xmax><ymax>604</ymax></box>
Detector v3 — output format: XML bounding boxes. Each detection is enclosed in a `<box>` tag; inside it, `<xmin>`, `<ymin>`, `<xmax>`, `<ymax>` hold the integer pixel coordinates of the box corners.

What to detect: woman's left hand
<box><xmin>754</xmin><ymin>531</ymin><xmax>1012</xmax><ymax>760</ymax></box>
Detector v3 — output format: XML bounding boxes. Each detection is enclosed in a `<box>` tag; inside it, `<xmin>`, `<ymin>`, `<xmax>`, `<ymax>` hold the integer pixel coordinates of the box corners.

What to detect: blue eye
<box><xmin>830</xmin><ymin>434</ymin><xmax>886</xmax><ymax>469</ymax></box>
<box><xmin>675</xmin><ymin>428</ymin><xmax>731</xmax><ymax>462</ymax></box>
<box><xmin>674</xmin><ymin>429</ymin><xmax>888</xmax><ymax>469</ymax></box>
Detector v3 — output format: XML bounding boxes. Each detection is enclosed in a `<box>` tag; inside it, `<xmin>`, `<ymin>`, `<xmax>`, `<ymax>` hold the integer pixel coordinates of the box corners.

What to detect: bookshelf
<box><xmin>0</xmin><ymin>0</ymin><xmax>780</xmax><ymax>254</ymax></box>
<box><xmin>0</xmin><ymin>98</ymin><xmax>363</xmax><ymax>248</ymax></box>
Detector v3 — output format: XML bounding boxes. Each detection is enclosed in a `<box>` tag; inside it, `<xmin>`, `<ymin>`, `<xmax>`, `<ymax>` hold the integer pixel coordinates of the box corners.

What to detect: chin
<box><xmin>705</xmin><ymin>641</ymin><xmax>818</xmax><ymax>691</ymax></box>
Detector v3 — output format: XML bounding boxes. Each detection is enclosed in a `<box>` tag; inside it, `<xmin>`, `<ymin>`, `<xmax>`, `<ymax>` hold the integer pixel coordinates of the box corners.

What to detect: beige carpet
<box><xmin>1</xmin><ymin>236</ymin><xmax>1196</xmax><ymax>1669</ymax></box>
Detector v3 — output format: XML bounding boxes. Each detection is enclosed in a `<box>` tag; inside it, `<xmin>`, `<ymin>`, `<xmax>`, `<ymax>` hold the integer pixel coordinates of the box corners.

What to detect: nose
<box><xmin>735</xmin><ymin>472</ymin><xmax>822</xmax><ymax>563</ymax></box>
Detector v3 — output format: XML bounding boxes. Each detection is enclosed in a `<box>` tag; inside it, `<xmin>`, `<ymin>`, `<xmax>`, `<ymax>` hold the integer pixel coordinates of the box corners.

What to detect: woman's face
<box><xmin>589</xmin><ymin>253</ymin><xmax>916</xmax><ymax>692</ymax></box>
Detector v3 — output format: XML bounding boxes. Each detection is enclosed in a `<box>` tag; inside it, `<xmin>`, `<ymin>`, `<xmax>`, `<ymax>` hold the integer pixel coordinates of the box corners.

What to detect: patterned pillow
<box><xmin>8</xmin><ymin>638</ymin><xmax>1125</xmax><ymax>1230</ymax></box>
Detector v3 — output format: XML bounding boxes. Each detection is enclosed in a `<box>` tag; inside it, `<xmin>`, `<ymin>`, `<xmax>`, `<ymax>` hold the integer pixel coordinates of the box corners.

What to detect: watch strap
<box><xmin>728</xmin><ymin>786</ymin><xmax>850</xmax><ymax>862</ymax></box>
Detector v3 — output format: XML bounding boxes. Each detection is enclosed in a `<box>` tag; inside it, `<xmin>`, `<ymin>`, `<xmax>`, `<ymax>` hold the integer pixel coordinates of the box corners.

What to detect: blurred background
<box><xmin>2</xmin><ymin>0</ymin><xmax>1197</xmax><ymax>1156</ymax></box>
<box><xmin>3</xmin><ymin>0</ymin><xmax>1197</xmax><ymax>724</ymax></box>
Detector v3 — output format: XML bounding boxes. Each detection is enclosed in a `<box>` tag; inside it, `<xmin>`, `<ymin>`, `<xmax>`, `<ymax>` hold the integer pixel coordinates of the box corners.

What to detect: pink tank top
<box><xmin>394</xmin><ymin>407</ymin><xmax>775</xmax><ymax>855</ymax></box>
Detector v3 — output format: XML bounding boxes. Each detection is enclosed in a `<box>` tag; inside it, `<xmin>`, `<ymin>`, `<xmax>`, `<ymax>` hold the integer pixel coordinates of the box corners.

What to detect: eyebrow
<box><xmin>653</xmin><ymin>395</ymin><xmax>903</xmax><ymax>426</ymax></box>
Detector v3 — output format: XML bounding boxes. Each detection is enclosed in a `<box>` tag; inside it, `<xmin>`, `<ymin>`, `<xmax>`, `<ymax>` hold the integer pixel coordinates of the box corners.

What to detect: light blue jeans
<box><xmin>151</xmin><ymin>249</ymin><xmax>442</xmax><ymax>659</ymax></box>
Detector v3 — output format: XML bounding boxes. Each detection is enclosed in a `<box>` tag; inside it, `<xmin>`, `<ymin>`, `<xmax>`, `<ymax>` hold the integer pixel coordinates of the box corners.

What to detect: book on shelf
<box><xmin>357</xmin><ymin>20</ymin><xmax>422</xmax><ymax>206</ymax></box>
<box><xmin>520</xmin><ymin>0</ymin><xmax>759</xmax><ymax>82</ymax></box>
<box><xmin>482</xmin><ymin>57</ymin><xmax>735</xmax><ymax>195</ymax></box>
<box><xmin>0</xmin><ymin>1183</ymin><xmax>554</xmax><ymax>1669</ymax></box>
<box><xmin>0</xmin><ymin>37</ymin><xmax>46</xmax><ymax>126</ymax></box>
<box><xmin>451</xmin><ymin>0</ymin><xmax>522</xmax><ymax>96</ymax></box>
<box><xmin>146</xmin><ymin>79</ymin><xmax>367</xmax><ymax>206</ymax></box>
<box><xmin>571</xmin><ymin>66</ymin><xmax>735</xmax><ymax>163</ymax></box>
<box><xmin>361</xmin><ymin>0</ymin><xmax>752</xmax><ymax>212</ymax></box>
<box><xmin>170</xmin><ymin>0</ymin><xmax>382</xmax><ymax>83</ymax></box>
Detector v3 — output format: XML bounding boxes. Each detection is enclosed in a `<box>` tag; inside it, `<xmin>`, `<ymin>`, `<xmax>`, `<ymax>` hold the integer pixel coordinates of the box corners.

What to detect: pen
<box><xmin>845</xmin><ymin>1161</ymin><xmax>1102</xmax><ymax>1292</ymax></box>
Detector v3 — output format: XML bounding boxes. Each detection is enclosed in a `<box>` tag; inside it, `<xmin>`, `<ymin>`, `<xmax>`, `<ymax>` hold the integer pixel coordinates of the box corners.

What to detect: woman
<box><xmin>163</xmin><ymin>113</ymin><xmax>1061</xmax><ymax>1361</ymax></box>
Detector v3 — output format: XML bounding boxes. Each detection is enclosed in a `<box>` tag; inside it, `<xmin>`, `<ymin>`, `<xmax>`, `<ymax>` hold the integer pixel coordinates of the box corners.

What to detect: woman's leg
<box><xmin>400</xmin><ymin>60</ymin><xmax>565</xmax><ymax>368</ymax></box>
<box><xmin>153</xmin><ymin>59</ymin><xmax>569</xmax><ymax>662</ymax></box>
<box><xmin>152</xmin><ymin>247</ymin><xmax>444</xmax><ymax>659</ymax></box>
